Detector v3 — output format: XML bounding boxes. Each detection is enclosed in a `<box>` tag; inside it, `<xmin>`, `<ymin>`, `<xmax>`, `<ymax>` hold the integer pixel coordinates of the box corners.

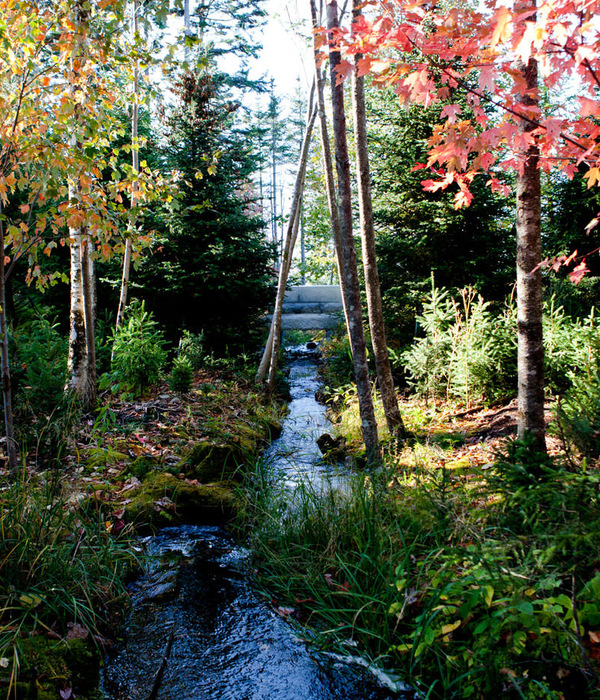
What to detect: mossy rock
<box><xmin>263</xmin><ymin>417</ymin><xmax>283</xmax><ymax>441</ymax></box>
<box><xmin>179</xmin><ymin>441</ymin><xmax>243</xmax><ymax>482</ymax></box>
<box><xmin>0</xmin><ymin>637</ymin><xmax>100</xmax><ymax>700</ymax></box>
<box><xmin>124</xmin><ymin>471</ymin><xmax>234</xmax><ymax>527</ymax></box>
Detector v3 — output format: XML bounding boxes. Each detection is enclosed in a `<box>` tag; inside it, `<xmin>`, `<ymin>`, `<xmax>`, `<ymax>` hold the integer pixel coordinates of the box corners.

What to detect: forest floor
<box><xmin>2</xmin><ymin>362</ymin><xmax>597</xmax><ymax>700</ymax></box>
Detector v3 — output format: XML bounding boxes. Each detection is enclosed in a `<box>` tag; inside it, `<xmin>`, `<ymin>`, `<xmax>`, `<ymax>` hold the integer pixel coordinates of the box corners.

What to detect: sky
<box><xmin>257</xmin><ymin>0</ymin><xmax>313</xmax><ymax>97</ymax></box>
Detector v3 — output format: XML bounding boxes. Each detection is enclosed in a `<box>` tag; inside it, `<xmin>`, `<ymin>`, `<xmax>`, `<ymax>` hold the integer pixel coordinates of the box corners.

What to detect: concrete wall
<box><xmin>269</xmin><ymin>285</ymin><xmax>344</xmax><ymax>331</ymax></box>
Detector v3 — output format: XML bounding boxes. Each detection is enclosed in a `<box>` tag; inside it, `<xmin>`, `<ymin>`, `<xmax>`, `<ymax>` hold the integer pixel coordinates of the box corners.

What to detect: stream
<box><xmin>101</xmin><ymin>346</ymin><xmax>415</xmax><ymax>700</ymax></box>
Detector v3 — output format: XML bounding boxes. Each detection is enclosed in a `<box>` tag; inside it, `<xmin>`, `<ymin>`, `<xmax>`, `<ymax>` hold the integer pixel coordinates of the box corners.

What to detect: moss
<box><xmin>0</xmin><ymin>637</ymin><xmax>100</xmax><ymax>700</ymax></box>
<box><xmin>124</xmin><ymin>454</ymin><xmax>161</xmax><ymax>480</ymax></box>
<box><xmin>179</xmin><ymin>441</ymin><xmax>242</xmax><ymax>482</ymax></box>
<box><xmin>124</xmin><ymin>471</ymin><xmax>234</xmax><ymax>527</ymax></box>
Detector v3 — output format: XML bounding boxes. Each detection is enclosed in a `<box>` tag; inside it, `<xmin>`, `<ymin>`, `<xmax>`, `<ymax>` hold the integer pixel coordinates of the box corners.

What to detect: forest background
<box><xmin>1</xmin><ymin>0</ymin><xmax>600</xmax><ymax>699</ymax></box>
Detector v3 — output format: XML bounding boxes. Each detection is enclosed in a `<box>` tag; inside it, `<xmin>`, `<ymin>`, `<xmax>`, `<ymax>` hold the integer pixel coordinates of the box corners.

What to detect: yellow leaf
<box><xmin>484</xmin><ymin>585</ymin><xmax>494</xmax><ymax>608</ymax></box>
<box><xmin>19</xmin><ymin>593</ymin><xmax>42</xmax><ymax>608</ymax></box>
<box><xmin>441</xmin><ymin>620</ymin><xmax>461</xmax><ymax>636</ymax></box>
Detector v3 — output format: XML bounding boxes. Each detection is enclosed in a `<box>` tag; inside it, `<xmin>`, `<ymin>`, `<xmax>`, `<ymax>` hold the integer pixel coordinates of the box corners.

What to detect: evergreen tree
<box><xmin>367</xmin><ymin>88</ymin><xmax>514</xmax><ymax>346</ymax></box>
<box><xmin>137</xmin><ymin>70</ymin><xmax>274</xmax><ymax>354</ymax></box>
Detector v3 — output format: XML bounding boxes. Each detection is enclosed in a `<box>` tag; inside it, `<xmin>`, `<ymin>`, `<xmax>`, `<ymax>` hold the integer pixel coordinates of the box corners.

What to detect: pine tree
<box><xmin>138</xmin><ymin>71</ymin><xmax>274</xmax><ymax>354</ymax></box>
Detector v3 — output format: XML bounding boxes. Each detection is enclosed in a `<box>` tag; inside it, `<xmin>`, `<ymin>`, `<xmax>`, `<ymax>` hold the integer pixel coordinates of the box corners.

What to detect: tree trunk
<box><xmin>67</xmin><ymin>225</ymin><xmax>96</xmax><ymax>409</ymax></box>
<box><xmin>82</xmin><ymin>235</ymin><xmax>97</xmax><ymax>404</ymax></box>
<box><xmin>255</xmin><ymin>93</ymin><xmax>317</xmax><ymax>387</ymax></box>
<box><xmin>0</xmin><ymin>204</ymin><xmax>17</xmax><ymax>471</ymax></box>
<box><xmin>351</xmin><ymin>0</ymin><xmax>407</xmax><ymax>440</ymax></box>
<box><xmin>309</xmin><ymin>0</ymin><xmax>351</xmax><ymax>337</ymax></box>
<box><xmin>270</xmin><ymin>85</ymin><xmax>279</xmax><ymax>267</ymax></box>
<box><xmin>115</xmin><ymin>0</ymin><xmax>140</xmax><ymax>336</ymax></box>
<box><xmin>326</xmin><ymin>0</ymin><xmax>380</xmax><ymax>464</ymax></box>
<box><xmin>515</xmin><ymin>1</ymin><xmax>546</xmax><ymax>452</ymax></box>
<box><xmin>67</xmin><ymin>0</ymin><xmax>96</xmax><ymax>410</ymax></box>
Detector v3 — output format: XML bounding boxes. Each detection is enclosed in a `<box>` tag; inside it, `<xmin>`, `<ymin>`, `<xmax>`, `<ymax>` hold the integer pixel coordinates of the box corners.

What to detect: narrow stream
<box><xmin>101</xmin><ymin>346</ymin><xmax>415</xmax><ymax>700</ymax></box>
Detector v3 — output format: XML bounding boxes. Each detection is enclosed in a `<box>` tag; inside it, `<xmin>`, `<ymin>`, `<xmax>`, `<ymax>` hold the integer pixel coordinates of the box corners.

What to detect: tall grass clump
<box><xmin>242</xmin><ymin>462</ymin><xmax>434</xmax><ymax>660</ymax></box>
<box><xmin>0</xmin><ymin>470</ymin><xmax>136</xmax><ymax>689</ymax></box>
<box><xmin>243</xmin><ymin>441</ymin><xmax>600</xmax><ymax>699</ymax></box>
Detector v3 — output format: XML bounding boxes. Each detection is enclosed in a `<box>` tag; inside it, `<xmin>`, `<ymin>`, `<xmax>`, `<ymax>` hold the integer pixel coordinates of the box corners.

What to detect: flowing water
<box><xmin>101</xmin><ymin>346</ymin><xmax>415</xmax><ymax>700</ymax></box>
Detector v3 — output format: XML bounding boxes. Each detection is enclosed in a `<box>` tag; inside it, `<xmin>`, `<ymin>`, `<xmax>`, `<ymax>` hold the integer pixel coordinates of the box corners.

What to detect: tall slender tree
<box><xmin>351</xmin><ymin>0</ymin><xmax>407</xmax><ymax>440</ymax></box>
<box><xmin>115</xmin><ymin>0</ymin><xmax>141</xmax><ymax>337</ymax></box>
<box><xmin>309</xmin><ymin>0</ymin><xmax>350</xmax><ymax>333</ymax></box>
<box><xmin>514</xmin><ymin>0</ymin><xmax>545</xmax><ymax>450</ymax></box>
<box><xmin>66</xmin><ymin>0</ymin><xmax>97</xmax><ymax>409</ymax></box>
<box><xmin>326</xmin><ymin>0</ymin><xmax>380</xmax><ymax>463</ymax></box>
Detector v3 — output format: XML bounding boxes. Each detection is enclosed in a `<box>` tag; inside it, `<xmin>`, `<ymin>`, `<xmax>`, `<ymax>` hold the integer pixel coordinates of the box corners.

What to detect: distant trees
<box><xmin>367</xmin><ymin>92</ymin><xmax>513</xmax><ymax>345</ymax></box>
<box><xmin>136</xmin><ymin>71</ymin><xmax>274</xmax><ymax>354</ymax></box>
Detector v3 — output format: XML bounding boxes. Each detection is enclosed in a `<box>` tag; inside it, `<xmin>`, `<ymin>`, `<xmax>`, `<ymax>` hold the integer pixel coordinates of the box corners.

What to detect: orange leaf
<box><xmin>583</xmin><ymin>167</ymin><xmax>600</xmax><ymax>189</ymax></box>
<box><xmin>569</xmin><ymin>261</ymin><xmax>589</xmax><ymax>284</ymax></box>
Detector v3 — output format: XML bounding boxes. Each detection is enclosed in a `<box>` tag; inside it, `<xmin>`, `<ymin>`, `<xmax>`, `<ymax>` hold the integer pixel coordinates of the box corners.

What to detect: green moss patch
<box><xmin>0</xmin><ymin>637</ymin><xmax>100</xmax><ymax>700</ymax></box>
<box><xmin>124</xmin><ymin>472</ymin><xmax>234</xmax><ymax>527</ymax></box>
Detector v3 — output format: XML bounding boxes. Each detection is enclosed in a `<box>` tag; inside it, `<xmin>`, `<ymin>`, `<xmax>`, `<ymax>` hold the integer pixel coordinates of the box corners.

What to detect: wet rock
<box><xmin>316</xmin><ymin>433</ymin><xmax>347</xmax><ymax>461</ymax></box>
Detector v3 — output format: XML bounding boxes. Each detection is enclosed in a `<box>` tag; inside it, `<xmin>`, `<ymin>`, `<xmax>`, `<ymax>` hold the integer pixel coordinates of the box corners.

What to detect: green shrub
<box><xmin>402</xmin><ymin>281</ymin><xmax>455</xmax><ymax>403</ymax></box>
<box><xmin>177</xmin><ymin>330</ymin><xmax>205</xmax><ymax>370</ymax></box>
<box><xmin>169</xmin><ymin>357</ymin><xmax>194</xmax><ymax>393</ymax></box>
<box><xmin>110</xmin><ymin>300</ymin><xmax>167</xmax><ymax>396</ymax></box>
<box><xmin>557</xmin><ymin>369</ymin><xmax>600</xmax><ymax>459</ymax></box>
<box><xmin>543</xmin><ymin>297</ymin><xmax>600</xmax><ymax>395</ymax></box>
<box><xmin>402</xmin><ymin>283</ymin><xmax>516</xmax><ymax>405</ymax></box>
<box><xmin>11</xmin><ymin>314</ymin><xmax>78</xmax><ymax>465</ymax></box>
<box><xmin>12</xmin><ymin>313</ymin><xmax>67</xmax><ymax>412</ymax></box>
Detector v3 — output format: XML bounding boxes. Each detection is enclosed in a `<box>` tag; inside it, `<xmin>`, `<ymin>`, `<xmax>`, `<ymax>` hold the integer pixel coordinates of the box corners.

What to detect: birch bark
<box><xmin>515</xmin><ymin>0</ymin><xmax>546</xmax><ymax>452</ymax></box>
<box><xmin>66</xmin><ymin>0</ymin><xmax>97</xmax><ymax>409</ymax></box>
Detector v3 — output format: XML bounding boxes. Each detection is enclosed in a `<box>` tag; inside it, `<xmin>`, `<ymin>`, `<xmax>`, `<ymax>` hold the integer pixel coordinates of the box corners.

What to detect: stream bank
<box><xmin>0</xmin><ymin>367</ymin><xmax>284</xmax><ymax>699</ymax></box>
<box><xmin>101</xmin><ymin>345</ymin><xmax>414</xmax><ymax>699</ymax></box>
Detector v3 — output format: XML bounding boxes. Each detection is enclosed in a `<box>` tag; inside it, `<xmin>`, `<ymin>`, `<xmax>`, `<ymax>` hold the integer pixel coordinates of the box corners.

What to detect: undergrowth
<box><xmin>0</xmin><ymin>469</ymin><xmax>136</xmax><ymax>695</ymax></box>
<box><xmin>243</xmin><ymin>439</ymin><xmax>600</xmax><ymax>699</ymax></box>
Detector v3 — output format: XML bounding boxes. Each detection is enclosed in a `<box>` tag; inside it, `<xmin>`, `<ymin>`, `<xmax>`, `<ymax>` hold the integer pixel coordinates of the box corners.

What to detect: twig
<box><xmin>146</xmin><ymin>624</ymin><xmax>176</xmax><ymax>700</ymax></box>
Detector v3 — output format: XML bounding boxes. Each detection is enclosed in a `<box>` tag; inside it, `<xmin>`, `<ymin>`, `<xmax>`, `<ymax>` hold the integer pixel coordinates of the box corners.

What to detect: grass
<box><xmin>0</xmin><ymin>468</ymin><xmax>137</xmax><ymax>697</ymax></box>
<box><xmin>242</xmin><ymin>404</ymin><xmax>600</xmax><ymax>700</ymax></box>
